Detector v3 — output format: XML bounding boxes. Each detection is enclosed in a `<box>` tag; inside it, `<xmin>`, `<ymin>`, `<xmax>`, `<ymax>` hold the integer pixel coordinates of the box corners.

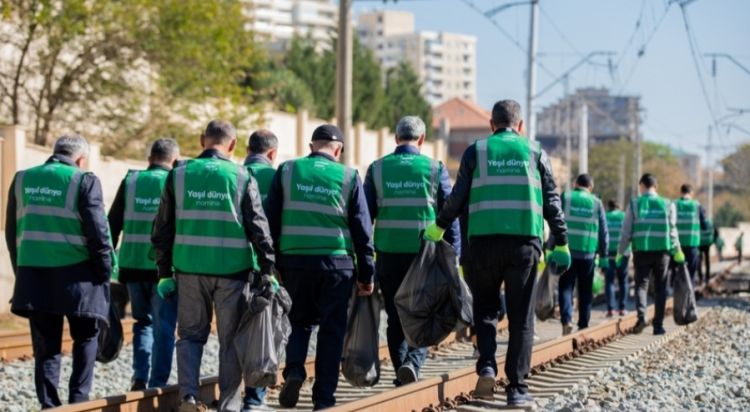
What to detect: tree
<box><xmin>720</xmin><ymin>143</ymin><xmax>750</xmax><ymax>192</ymax></box>
<box><xmin>714</xmin><ymin>201</ymin><xmax>745</xmax><ymax>228</ymax></box>
<box><xmin>384</xmin><ymin>62</ymin><xmax>434</xmax><ymax>137</ymax></box>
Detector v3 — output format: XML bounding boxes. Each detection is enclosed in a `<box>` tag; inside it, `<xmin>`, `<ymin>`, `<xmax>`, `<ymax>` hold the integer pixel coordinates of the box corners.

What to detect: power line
<box><xmin>539</xmin><ymin>6</ymin><xmax>583</xmax><ymax>59</ymax></box>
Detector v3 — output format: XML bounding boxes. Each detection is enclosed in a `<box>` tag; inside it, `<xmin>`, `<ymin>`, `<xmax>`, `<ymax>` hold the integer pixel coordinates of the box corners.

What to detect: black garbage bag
<box><xmin>535</xmin><ymin>267</ymin><xmax>556</xmax><ymax>321</ymax></box>
<box><xmin>395</xmin><ymin>239</ymin><xmax>473</xmax><ymax>348</ymax></box>
<box><xmin>341</xmin><ymin>291</ymin><xmax>381</xmax><ymax>387</ymax></box>
<box><xmin>96</xmin><ymin>303</ymin><xmax>123</xmax><ymax>363</ymax></box>
<box><xmin>673</xmin><ymin>263</ymin><xmax>698</xmax><ymax>325</ymax></box>
<box><xmin>235</xmin><ymin>284</ymin><xmax>292</xmax><ymax>388</ymax></box>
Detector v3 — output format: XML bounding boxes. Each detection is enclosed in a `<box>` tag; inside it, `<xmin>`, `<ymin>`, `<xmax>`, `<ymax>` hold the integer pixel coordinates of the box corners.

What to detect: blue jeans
<box><xmin>605</xmin><ymin>253</ymin><xmax>629</xmax><ymax>311</ymax></box>
<box><xmin>558</xmin><ymin>258</ymin><xmax>596</xmax><ymax>329</ymax></box>
<box><xmin>127</xmin><ymin>281</ymin><xmax>178</xmax><ymax>388</ymax></box>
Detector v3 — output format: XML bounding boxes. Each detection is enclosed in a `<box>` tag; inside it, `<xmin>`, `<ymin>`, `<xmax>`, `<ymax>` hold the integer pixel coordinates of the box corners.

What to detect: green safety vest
<box><xmin>632</xmin><ymin>194</ymin><xmax>672</xmax><ymax>252</ymax></box>
<box><xmin>15</xmin><ymin>161</ymin><xmax>90</xmax><ymax>267</ymax></box>
<box><xmin>675</xmin><ymin>198</ymin><xmax>701</xmax><ymax>248</ymax></box>
<box><xmin>563</xmin><ymin>189</ymin><xmax>601</xmax><ymax>253</ymax></box>
<box><xmin>246</xmin><ymin>161</ymin><xmax>275</xmax><ymax>202</ymax></box>
<box><xmin>606</xmin><ymin>210</ymin><xmax>629</xmax><ymax>254</ymax></box>
<box><xmin>372</xmin><ymin>152</ymin><xmax>439</xmax><ymax>253</ymax></box>
<box><xmin>172</xmin><ymin>158</ymin><xmax>257</xmax><ymax>275</ymax></box>
<box><xmin>279</xmin><ymin>156</ymin><xmax>355</xmax><ymax>256</ymax></box>
<box><xmin>468</xmin><ymin>130</ymin><xmax>544</xmax><ymax>239</ymax></box>
<box><xmin>118</xmin><ymin>168</ymin><xmax>168</xmax><ymax>270</ymax></box>
<box><xmin>700</xmin><ymin>218</ymin><xmax>715</xmax><ymax>247</ymax></box>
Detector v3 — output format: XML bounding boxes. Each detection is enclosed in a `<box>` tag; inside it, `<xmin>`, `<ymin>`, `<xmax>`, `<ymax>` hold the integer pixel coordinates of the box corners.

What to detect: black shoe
<box><xmin>130</xmin><ymin>379</ymin><xmax>147</xmax><ymax>391</ymax></box>
<box><xmin>633</xmin><ymin>319</ymin><xmax>647</xmax><ymax>334</ymax></box>
<box><xmin>397</xmin><ymin>363</ymin><xmax>418</xmax><ymax>385</ymax></box>
<box><xmin>653</xmin><ymin>326</ymin><xmax>666</xmax><ymax>335</ymax></box>
<box><xmin>279</xmin><ymin>374</ymin><xmax>304</xmax><ymax>408</ymax></box>
<box><xmin>507</xmin><ymin>387</ymin><xmax>535</xmax><ymax>407</ymax></box>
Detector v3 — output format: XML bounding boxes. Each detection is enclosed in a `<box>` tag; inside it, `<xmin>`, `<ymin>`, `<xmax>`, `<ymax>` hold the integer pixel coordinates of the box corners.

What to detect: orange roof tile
<box><xmin>433</xmin><ymin>98</ymin><xmax>491</xmax><ymax>130</ymax></box>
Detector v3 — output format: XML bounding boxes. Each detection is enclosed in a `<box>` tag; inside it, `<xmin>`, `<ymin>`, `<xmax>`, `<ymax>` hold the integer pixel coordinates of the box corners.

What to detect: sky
<box><xmin>351</xmin><ymin>0</ymin><xmax>750</xmax><ymax>160</ymax></box>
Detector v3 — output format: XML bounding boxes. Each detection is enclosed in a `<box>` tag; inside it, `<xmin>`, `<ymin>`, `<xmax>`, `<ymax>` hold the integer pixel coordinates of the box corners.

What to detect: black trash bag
<box><xmin>235</xmin><ymin>284</ymin><xmax>292</xmax><ymax>388</ymax></box>
<box><xmin>341</xmin><ymin>291</ymin><xmax>381</xmax><ymax>387</ymax></box>
<box><xmin>535</xmin><ymin>267</ymin><xmax>556</xmax><ymax>321</ymax></box>
<box><xmin>109</xmin><ymin>282</ymin><xmax>129</xmax><ymax>320</ymax></box>
<box><xmin>673</xmin><ymin>263</ymin><xmax>698</xmax><ymax>325</ymax></box>
<box><xmin>395</xmin><ymin>239</ymin><xmax>473</xmax><ymax>348</ymax></box>
<box><xmin>97</xmin><ymin>303</ymin><xmax>123</xmax><ymax>363</ymax></box>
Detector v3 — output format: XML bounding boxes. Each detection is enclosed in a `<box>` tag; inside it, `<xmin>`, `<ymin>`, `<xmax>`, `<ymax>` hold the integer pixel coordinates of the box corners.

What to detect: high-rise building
<box><xmin>357</xmin><ymin>10</ymin><xmax>477</xmax><ymax>105</ymax></box>
<box><xmin>242</xmin><ymin>0</ymin><xmax>337</xmax><ymax>51</ymax></box>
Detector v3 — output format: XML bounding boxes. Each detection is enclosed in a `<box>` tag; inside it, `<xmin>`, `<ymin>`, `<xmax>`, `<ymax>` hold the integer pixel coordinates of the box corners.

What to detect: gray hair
<box><xmin>395</xmin><ymin>116</ymin><xmax>426</xmax><ymax>141</ymax></box>
<box><xmin>491</xmin><ymin>100</ymin><xmax>523</xmax><ymax>128</ymax></box>
<box><xmin>149</xmin><ymin>138</ymin><xmax>180</xmax><ymax>163</ymax></box>
<box><xmin>53</xmin><ymin>134</ymin><xmax>89</xmax><ymax>159</ymax></box>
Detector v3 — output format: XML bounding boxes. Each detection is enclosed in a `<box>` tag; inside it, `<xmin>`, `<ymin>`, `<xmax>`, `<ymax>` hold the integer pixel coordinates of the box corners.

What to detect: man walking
<box><xmin>674</xmin><ymin>184</ymin><xmax>706</xmax><ymax>285</ymax></box>
<box><xmin>551</xmin><ymin>174</ymin><xmax>608</xmax><ymax>335</ymax></box>
<box><xmin>152</xmin><ymin>120</ymin><xmax>276</xmax><ymax>412</ymax></box>
<box><xmin>736</xmin><ymin>232</ymin><xmax>744</xmax><ymax>264</ymax></box>
<box><xmin>244</xmin><ymin>129</ymin><xmax>278</xmax><ymax>202</ymax></box>
<box><xmin>108</xmin><ymin>138</ymin><xmax>180</xmax><ymax>390</ymax></box>
<box><xmin>363</xmin><ymin>116</ymin><xmax>460</xmax><ymax>386</ymax></box>
<box><xmin>266</xmin><ymin>124</ymin><xmax>375</xmax><ymax>410</ymax></box>
<box><xmin>604</xmin><ymin>200</ymin><xmax>629</xmax><ymax>317</ymax></box>
<box><xmin>697</xmin><ymin>218</ymin><xmax>717</xmax><ymax>284</ymax></box>
<box><xmin>617</xmin><ymin>174</ymin><xmax>684</xmax><ymax>335</ymax></box>
<box><xmin>423</xmin><ymin>100</ymin><xmax>569</xmax><ymax>406</ymax></box>
<box><xmin>6</xmin><ymin>135</ymin><xmax>114</xmax><ymax>408</ymax></box>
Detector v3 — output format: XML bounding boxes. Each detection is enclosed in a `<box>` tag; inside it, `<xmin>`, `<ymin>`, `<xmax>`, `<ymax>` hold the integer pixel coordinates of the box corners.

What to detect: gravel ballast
<box><xmin>541</xmin><ymin>302</ymin><xmax>750</xmax><ymax>411</ymax></box>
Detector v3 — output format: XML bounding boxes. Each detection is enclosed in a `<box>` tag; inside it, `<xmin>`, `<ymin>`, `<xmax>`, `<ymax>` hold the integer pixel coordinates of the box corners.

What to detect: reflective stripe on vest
<box><xmin>632</xmin><ymin>195</ymin><xmax>671</xmax><ymax>252</ymax></box>
<box><xmin>15</xmin><ymin>163</ymin><xmax>90</xmax><ymax>267</ymax></box>
<box><xmin>467</xmin><ymin>131</ymin><xmax>544</xmax><ymax>239</ymax></box>
<box><xmin>172</xmin><ymin>159</ymin><xmax>257</xmax><ymax>275</ymax></box>
<box><xmin>372</xmin><ymin>153</ymin><xmax>439</xmax><ymax>253</ymax></box>
<box><xmin>563</xmin><ymin>190</ymin><xmax>600</xmax><ymax>253</ymax></box>
<box><xmin>118</xmin><ymin>169</ymin><xmax>168</xmax><ymax>270</ymax></box>
<box><xmin>279</xmin><ymin>157</ymin><xmax>354</xmax><ymax>255</ymax></box>
<box><xmin>675</xmin><ymin>198</ymin><xmax>701</xmax><ymax>247</ymax></box>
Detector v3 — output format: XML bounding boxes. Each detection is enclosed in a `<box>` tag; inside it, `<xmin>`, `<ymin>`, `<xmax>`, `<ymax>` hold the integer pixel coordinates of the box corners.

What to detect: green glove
<box><xmin>157</xmin><ymin>278</ymin><xmax>176</xmax><ymax>299</ymax></box>
<box><xmin>548</xmin><ymin>244</ymin><xmax>571</xmax><ymax>273</ymax></box>
<box><xmin>424</xmin><ymin>222</ymin><xmax>446</xmax><ymax>242</ymax></box>
<box><xmin>598</xmin><ymin>257</ymin><xmax>609</xmax><ymax>270</ymax></box>
<box><xmin>615</xmin><ymin>254</ymin><xmax>623</xmax><ymax>267</ymax></box>
<box><xmin>672</xmin><ymin>249</ymin><xmax>686</xmax><ymax>264</ymax></box>
<box><xmin>261</xmin><ymin>274</ymin><xmax>280</xmax><ymax>293</ymax></box>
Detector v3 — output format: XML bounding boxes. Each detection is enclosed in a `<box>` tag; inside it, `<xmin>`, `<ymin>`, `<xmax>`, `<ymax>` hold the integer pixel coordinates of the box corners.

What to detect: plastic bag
<box><xmin>395</xmin><ymin>239</ymin><xmax>473</xmax><ymax>348</ymax></box>
<box><xmin>592</xmin><ymin>270</ymin><xmax>604</xmax><ymax>295</ymax></box>
<box><xmin>534</xmin><ymin>267</ymin><xmax>556</xmax><ymax>320</ymax></box>
<box><xmin>673</xmin><ymin>263</ymin><xmax>698</xmax><ymax>325</ymax></box>
<box><xmin>96</xmin><ymin>303</ymin><xmax>123</xmax><ymax>363</ymax></box>
<box><xmin>341</xmin><ymin>291</ymin><xmax>381</xmax><ymax>387</ymax></box>
<box><xmin>235</xmin><ymin>285</ymin><xmax>292</xmax><ymax>388</ymax></box>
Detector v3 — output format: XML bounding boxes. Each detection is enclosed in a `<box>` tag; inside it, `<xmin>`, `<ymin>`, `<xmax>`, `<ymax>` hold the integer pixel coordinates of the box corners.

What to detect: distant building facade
<box><xmin>536</xmin><ymin>87</ymin><xmax>640</xmax><ymax>155</ymax></box>
<box><xmin>433</xmin><ymin>97</ymin><xmax>490</xmax><ymax>159</ymax></box>
<box><xmin>357</xmin><ymin>10</ymin><xmax>477</xmax><ymax>105</ymax></box>
<box><xmin>242</xmin><ymin>0</ymin><xmax>337</xmax><ymax>51</ymax></box>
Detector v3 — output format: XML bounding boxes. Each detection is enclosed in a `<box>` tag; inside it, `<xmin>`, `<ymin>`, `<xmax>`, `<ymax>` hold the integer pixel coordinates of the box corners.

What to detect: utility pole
<box><xmin>336</xmin><ymin>0</ymin><xmax>354</xmax><ymax>166</ymax></box>
<box><xmin>526</xmin><ymin>0</ymin><xmax>540</xmax><ymax>141</ymax></box>
<box><xmin>707</xmin><ymin>125</ymin><xmax>714</xmax><ymax>219</ymax></box>
<box><xmin>564</xmin><ymin>76</ymin><xmax>572</xmax><ymax>190</ymax></box>
<box><xmin>631</xmin><ymin>99</ymin><xmax>642</xmax><ymax>197</ymax></box>
<box><xmin>579</xmin><ymin>101</ymin><xmax>588</xmax><ymax>174</ymax></box>
<box><xmin>618</xmin><ymin>154</ymin><xmax>626</xmax><ymax>207</ymax></box>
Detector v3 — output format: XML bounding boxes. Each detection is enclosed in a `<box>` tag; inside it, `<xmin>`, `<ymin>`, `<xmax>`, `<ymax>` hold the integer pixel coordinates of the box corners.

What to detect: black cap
<box><xmin>311</xmin><ymin>124</ymin><xmax>344</xmax><ymax>146</ymax></box>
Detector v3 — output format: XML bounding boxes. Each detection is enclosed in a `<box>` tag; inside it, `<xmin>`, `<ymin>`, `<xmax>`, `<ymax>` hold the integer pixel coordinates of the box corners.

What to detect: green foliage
<box><xmin>714</xmin><ymin>201</ymin><xmax>745</xmax><ymax>228</ymax></box>
<box><xmin>384</xmin><ymin>62</ymin><xmax>434</xmax><ymax>137</ymax></box>
<box><xmin>720</xmin><ymin>143</ymin><xmax>750</xmax><ymax>191</ymax></box>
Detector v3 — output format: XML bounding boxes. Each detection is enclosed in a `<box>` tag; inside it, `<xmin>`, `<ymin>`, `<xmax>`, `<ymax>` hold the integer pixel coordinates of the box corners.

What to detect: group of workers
<box><xmin>6</xmin><ymin>98</ymin><xmax>737</xmax><ymax>412</ymax></box>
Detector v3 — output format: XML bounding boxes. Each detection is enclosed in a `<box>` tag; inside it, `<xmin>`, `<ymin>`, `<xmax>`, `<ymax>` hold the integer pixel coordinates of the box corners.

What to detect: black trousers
<box><xmin>29</xmin><ymin>313</ymin><xmax>99</xmax><ymax>409</ymax></box>
<box><xmin>633</xmin><ymin>251</ymin><xmax>670</xmax><ymax>329</ymax></box>
<box><xmin>698</xmin><ymin>245</ymin><xmax>711</xmax><ymax>285</ymax></box>
<box><xmin>465</xmin><ymin>237</ymin><xmax>538</xmax><ymax>390</ymax></box>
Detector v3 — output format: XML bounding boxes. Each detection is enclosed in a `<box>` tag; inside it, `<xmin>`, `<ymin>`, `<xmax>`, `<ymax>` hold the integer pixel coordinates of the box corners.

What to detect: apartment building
<box><xmin>242</xmin><ymin>0</ymin><xmax>337</xmax><ymax>51</ymax></box>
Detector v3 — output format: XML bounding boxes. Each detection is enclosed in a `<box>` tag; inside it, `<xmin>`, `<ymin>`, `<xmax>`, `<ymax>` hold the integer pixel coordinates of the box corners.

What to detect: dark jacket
<box><xmin>265</xmin><ymin>151</ymin><xmax>376</xmax><ymax>284</ymax></box>
<box><xmin>6</xmin><ymin>155</ymin><xmax>113</xmax><ymax>320</ymax></box>
<box><xmin>435</xmin><ymin>132</ymin><xmax>568</xmax><ymax>255</ymax></box>
<box><xmin>151</xmin><ymin>149</ymin><xmax>276</xmax><ymax>280</ymax></box>
<box><xmin>363</xmin><ymin>144</ymin><xmax>461</xmax><ymax>255</ymax></box>
<box><xmin>108</xmin><ymin>164</ymin><xmax>169</xmax><ymax>283</ymax></box>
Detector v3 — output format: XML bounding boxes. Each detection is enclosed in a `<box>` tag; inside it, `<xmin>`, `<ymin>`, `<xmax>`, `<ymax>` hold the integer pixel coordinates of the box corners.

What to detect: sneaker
<box><xmin>606</xmin><ymin>310</ymin><xmax>614</xmax><ymax>318</ymax></box>
<box><xmin>129</xmin><ymin>379</ymin><xmax>146</xmax><ymax>391</ymax></box>
<box><xmin>279</xmin><ymin>374</ymin><xmax>304</xmax><ymax>408</ymax></box>
<box><xmin>633</xmin><ymin>319</ymin><xmax>647</xmax><ymax>334</ymax></box>
<box><xmin>397</xmin><ymin>363</ymin><xmax>418</xmax><ymax>385</ymax></box>
<box><xmin>619</xmin><ymin>309</ymin><xmax>628</xmax><ymax>317</ymax></box>
<box><xmin>179</xmin><ymin>396</ymin><xmax>207</xmax><ymax>412</ymax></box>
<box><xmin>507</xmin><ymin>387</ymin><xmax>535</xmax><ymax>407</ymax></box>
<box><xmin>653</xmin><ymin>326</ymin><xmax>666</xmax><ymax>335</ymax></box>
<box><xmin>562</xmin><ymin>323</ymin><xmax>573</xmax><ymax>336</ymax></box>
<box><xmin>474</xmin><ymin>368</ymin><xmax>496</xmax><ymax>400</ymax></box>
<box><xmin>472</xmin><ymin>346</ymin><xmax>480</xmax><ymax>358</ymax></box>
